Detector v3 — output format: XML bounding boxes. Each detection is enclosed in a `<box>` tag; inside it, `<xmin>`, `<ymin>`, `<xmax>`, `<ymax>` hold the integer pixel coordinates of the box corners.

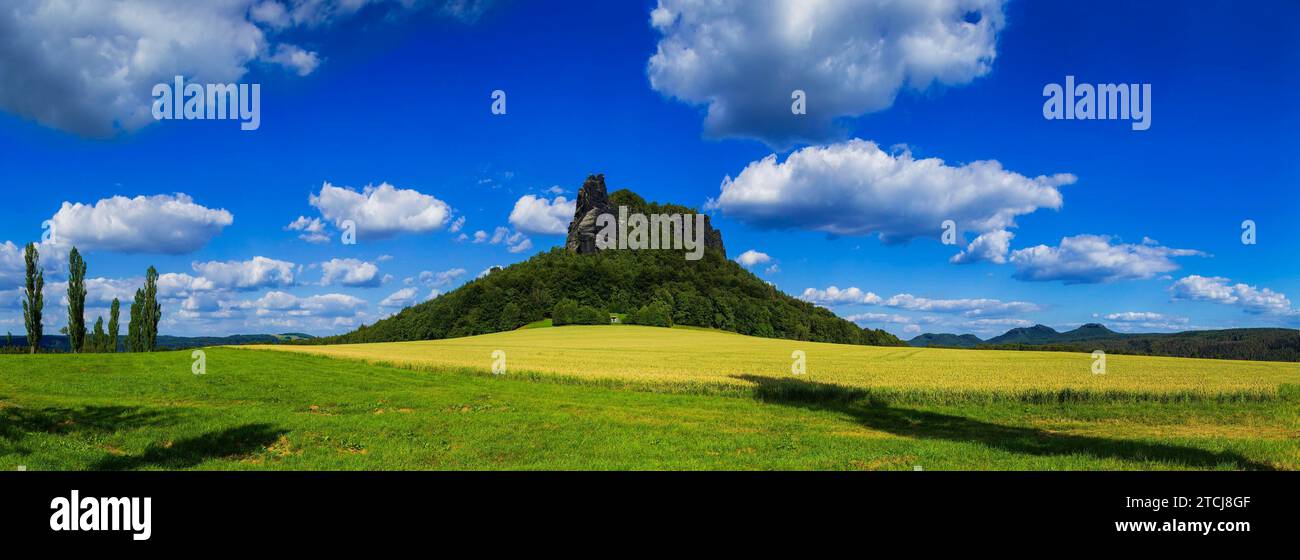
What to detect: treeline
<box><xmin>3</xmin><ymin>332</ymin><xmax>314</xmax><ymax>354</ymax></box>
<box><xmin>309</xmin><ymin>246</ymin><xmax>904</xmax><ymax>347</ymax></box>
<box><xmin>550</xmin><ymin>297</ymin><xmax>675</xmax><ymax>328</ymax></box>
<box><xmin>6</xmin><ymin>243</ymin><xmax>163</xmax><ymax>354</ymax></box>
<box><xmin>975</xmin><ymin>328</ymin><xmax>1300</xmax><ymax>362</ymax></box>
<box><xmin>551</xmin><ymin>299</ymin><xmax>608</xmax><ymax>326</ymax></box>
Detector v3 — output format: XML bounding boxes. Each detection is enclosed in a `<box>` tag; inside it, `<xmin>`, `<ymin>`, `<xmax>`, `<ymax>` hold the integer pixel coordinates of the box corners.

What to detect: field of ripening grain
<box><xmin>251</xmin><ymin>325</ymin><xmax>1300</xmax><ymax>402</ymax></box>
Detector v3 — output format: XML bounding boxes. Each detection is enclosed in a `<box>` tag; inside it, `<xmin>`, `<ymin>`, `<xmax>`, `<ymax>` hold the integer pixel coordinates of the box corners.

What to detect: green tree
<box><xmin>107</xmin><ymin>298</ymin><xmax>120</xmax><ymax>353</ymax></box>
<box><xmin>498</xmin><ymin>301</ymin><xmax>523</xmax><ymax>331</ymax></box>
<box><xmin>134</xmin><ymin>266</ymin><xmax>162</xmax><ymax>352</ymax></box>
<box><xmin>552</xmin><ymin>298</ymin><xmax>579</xmax><ymax>326</ymax></box>
<box><xmin>66</xmin><ymin>247</ymin><xmax>87</xmax><ymax>353</ymax></box>
<box><xmin>128</xmin><ymin>288</ymin><xmax>144</xmax><ymax>352</ymax></box>
<box><xmin>91</xmin><ymin>317</ymin><xmax>106</xmax><ymax>353</ymax></box>
<box><xmin>21</xmin><ymin>243</ymin><xmax>43</xmax><ymax>354</ymax></box>
<box><xmin>628</xmin><ymin>300</ymin><xmax>672</xmax><ymax>328</ymax></box>
<box><xmin>574</xmin><ymin>304</ymin><xmax>608</xmax><ymax>325</ymax></box>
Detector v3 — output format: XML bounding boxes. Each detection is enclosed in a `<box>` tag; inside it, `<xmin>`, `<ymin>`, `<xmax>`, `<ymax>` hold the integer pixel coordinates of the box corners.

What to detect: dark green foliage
<box><xmin>908</xmin><ymin>322</ymin><xmax>1300</xmax><ymax>362</ymax></box>
<box><xmin>984</xmin><ymin>324</ymin><xmax>1061</xmax><ymax>345</ymax></box>
<box><xmin>66</xmin><ymin>247</ymin><xmax>87</xmax><ymax>353</ymax></box>
<box><xmin>143</xmin><ymin>267</ymin><xmax>161</xmax><ymax>351</ymax></box>
<box><xmin>908</xmin><ymin>333</ymin><xmax>985</xmax><ymax>348</ymax></box>
<box><xmin>979</xmin><ymin>328</ymin><xmax>1300</xmax><ymax>362</ymax></box>
<box><xmin>551</xmin><ymin>299</ymin><xmax>579</xmax><ymax>326</ymax></box>
<box><xmin>860</xmin><ymin>327</ymin><xmax>904</xmax><ymax>346</ymax></box>
<box><xmin>90</xmin><ymin>317</ymin><xmax>107</xmax><ymax>353</ymax></box>
<box><xmin>627</xmin><ymin>300</ymin><xmax>673</xmax><ymax>327</ymax></box>
<box><xmin>552</xmin><ymin>298</ymin><xmax>607</xmax><ymax>325</ymax></box>
<box><xmin>498</xmin><ymin>301</ymin><xmax>524</xmax><ymax>331</ymax></box>
<box><xmin>126</xmin><ymin>267</ymin><xmax>162</xmax><ymax>352</ymax></box>
<box><xmin>22</xmin><ymin>243</ymin><xmax>43</xmax><ymax>354</ymax></box>
<box><xmin>574</xmin><ymin>304</ymin><xmax>609</xmax><ymax>325</ymax></box>
<box><xmin>128</xmin><ymin>289</ymin><xmax>145</xmax><ymax>352</ymax></box>
<box><xmin>108</xmin><ymin>298</ymin><xmax>120</xmax><ymax>353</ymax></box>
<box><xmin>313</xmin><ymin>246</ymin><xmax>906</xmax><ymax>347</ymax></box>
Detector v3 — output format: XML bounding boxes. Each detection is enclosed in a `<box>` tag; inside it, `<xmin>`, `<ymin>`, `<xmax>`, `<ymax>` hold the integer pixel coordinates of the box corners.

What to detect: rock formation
<box><xmin>565</xmin><ymin>174</ymin><xmax>615</xmax><ymax>254</ymax></box>
<box><xmin>565</xmin><ymin>174</ymin><xmax>726</xmax><ymax>258</ymax></box>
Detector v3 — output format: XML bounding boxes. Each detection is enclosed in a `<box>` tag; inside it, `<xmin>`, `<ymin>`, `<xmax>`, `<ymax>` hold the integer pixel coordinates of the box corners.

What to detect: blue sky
<box><xmin>1</xmin><ymin>0</ymin><xmax>1297</xmax><ymax>338</ymax></box>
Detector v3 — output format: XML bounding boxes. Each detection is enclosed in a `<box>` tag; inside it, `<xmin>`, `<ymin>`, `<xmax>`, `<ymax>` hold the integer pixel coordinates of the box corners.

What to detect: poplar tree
<box><xmin>91</xmin><ymin>317</ymin><xmax>106</xmax><ymax>353</ymax></box>
<box><xmin>66</xmin><ymin>247</ymin><xmax>87</xmax><ymax>353</ymax></box>
<box><xmin>143</xmin><ymin>266</ymin><xmax>161</xmax><ymax>351</ymax></box>
<box><xmin>21</xmin><ymin>243</ymin><xmax>43</xmax><ymax>354</ymax></box>
<box><xmin>128</xmin><ymin>288</ymin><xmax>144</xmax><ymax>352</ymax></box>
<box><xmin>108</xmin><ymin>298</ymin><xmax>120</xmax><ymax>353</ymax></box>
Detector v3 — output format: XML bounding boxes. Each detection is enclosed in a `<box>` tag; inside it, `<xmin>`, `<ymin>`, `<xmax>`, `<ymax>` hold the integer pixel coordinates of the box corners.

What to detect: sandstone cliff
<box><xmin>564</xmin><ymin>174</ymin><xmax>726</xmax><ymax>258</ymax></box>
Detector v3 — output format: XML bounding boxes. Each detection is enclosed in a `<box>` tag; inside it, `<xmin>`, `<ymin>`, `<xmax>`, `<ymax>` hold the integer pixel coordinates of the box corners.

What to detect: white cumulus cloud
<box><xmin>0</xmin><ymin>0</ymin><xmax>486</xmax><ymax>137</ymax></box>
<box><xmin>799</xmin><ymin>286</ymin><xmax>881</xmax><ymax>306</ymax></box>
<box><xmin>245</xmin><ymin>290</ymin><xmax>366</xmax><ymax>319</ymax></box>
<box><xmin>1100</xmin><ymin>311</ymin><xmax>1189</xmax><ymax>331</ymax></box>
<box><xmin>481</xmin><ymin>226</ymin><xmax>533</xmax><ymax>253</ymax></box>
<box><xmin>379</xmin><ymin>287</ymin><xmax>419</xmax><ymax>309</ymax></box>
<box><xmin>880</xmin><ymin>293</ymin><xmax>1040</xmax><ymax>317</ymax></box>
<box><xmin>734</xmin><ymin>249</ymin><xmax>772</xmax><ymax>268</ymax></box>
<box><xmin>48</xmin><ymin>194</ymin><xmax>233</xmax><ymax>254</ymax></box>
<box><xmin>264</xmin><ymin>43</ymin><xmax>320</xmax><ymax>76</ymax></box>
<box><xmin>647</xmin><ymin>0</ymin><xmax>1006</xmax><ymax>146</ymax></box>
<box><xmin>0</xmin><ymin>241</ymin><xmax>24</xmax><ymax>286</ymax></box>
<box><xmin>509</xmin><ymin>195</ymin><xmax>575</xmax><ymax>235</ymax></box>
<box><xmin>157</xmin><ymin>272</ymin><xmax>217</xmax><ymax>299</ymax></box>
<box><xmin>190</xmin><ymin>256</ymin><xmax>296</xmax><ymax>291</ymax></box>
<box><xmin>951</xmin><ymin>229</ymin><xmax>1014</xmax><ymax>264</ymax></box>
<box><xmin>285</xmin><ymin>216</ymin><xmax>329</xmax><ymax>243</ymax></box>
<box><xmin>710</xmin><ymin>140</ymin><xmax>1071</xmax><ymax>243</ymax></box>
<box><xmin>419</xmin><ymin>268</ymin><xmax>466</xmax><ymax>288</ymax></box>
<box><xmin>1010</xmin><ymin>235</ymin><xmax>1204</xmax><ymax>284</ymax></box>
<box><xmin>1170</xmin><ymin>275</ymin><xmax>1293</xmax><ymax>315</ymax></box>
<box><xmin>309</xmin><ymin>181</ymin><xmax>453</xmax><ymax>241</ymax></box>
<box><xmin>319</xmin><ymin>258</ymin><xmax>382</xmax><ymax>288</ymax></box>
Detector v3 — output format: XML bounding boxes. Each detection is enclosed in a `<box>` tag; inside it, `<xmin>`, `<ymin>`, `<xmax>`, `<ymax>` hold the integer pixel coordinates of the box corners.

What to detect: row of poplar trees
<box><xmin>19</xmin><ymin>243</ymin><xmax>161</xmax><ymax>354</ymax></box>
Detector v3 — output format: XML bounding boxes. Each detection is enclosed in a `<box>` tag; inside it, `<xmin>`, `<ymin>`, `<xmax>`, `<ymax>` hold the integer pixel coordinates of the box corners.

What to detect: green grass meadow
<box><xmin>2</xmin><ymin>328</ymin><xmax>1298</xmax><ymax>470</ymax></box>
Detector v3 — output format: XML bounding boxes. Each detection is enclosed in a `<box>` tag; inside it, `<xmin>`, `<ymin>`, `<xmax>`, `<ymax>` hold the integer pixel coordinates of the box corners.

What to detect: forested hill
<box><xmin>313</xmin><ymin>246</ymin><xmax>903</xmax><ymax>347</ymax></box>
<box><xmin>909</xmin><ymin>324</ymin><xmax>1300</xmax><ymax>362</ymax></box>
<box><xmin>312</xmin><ymin>179</ymin><xmax>903</xmax><ymax>347</ymax></box>
<box><xmin>978</xmin><ymin>328</ymin><xmax>1300</xmax><ymax>362</ymax></box>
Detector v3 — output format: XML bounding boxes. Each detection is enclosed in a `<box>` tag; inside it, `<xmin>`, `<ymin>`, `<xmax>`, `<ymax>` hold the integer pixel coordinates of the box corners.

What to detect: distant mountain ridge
<box><xmin>984</xmin><ymin>322</ymin><xmax>1119</xmax><ymax>345</ymax></box>
<box><xmin>907</xmin><ymin>333</ymin><xmax>984</xmax><ymax>348</ymax></box>
<box><xmin>908</xmin><ymin>324</ymin><xmax>1300</xmax><ymax>362</ymax></box>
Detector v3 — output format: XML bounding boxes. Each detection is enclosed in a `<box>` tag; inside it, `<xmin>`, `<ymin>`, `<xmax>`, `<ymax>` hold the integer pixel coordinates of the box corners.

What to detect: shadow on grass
<box><xmin>92</xmin><ymin>424</ymin><xmax>284</xmax><ymax>470</ymax></box>
<box><xmin>736</xmin><ymin>375</ymin><xmax>1273</xmax><ymax>471</ymax></box>
<box><xmin>0</xmin><ymin>404</ymin><xmax>176</xmax><ymax>441</ymax></box>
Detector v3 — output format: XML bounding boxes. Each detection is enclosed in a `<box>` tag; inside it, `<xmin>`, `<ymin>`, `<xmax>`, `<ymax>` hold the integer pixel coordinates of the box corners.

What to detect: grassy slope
<box><xmin>252</xmin><ymin>326</ymin><xmax>1299</xmax><ymax>399</ymax></box>
<box><xmin>0</xmin><ymin>327</ymin><xmax>1296</xmax><ymax>470</ymax></box>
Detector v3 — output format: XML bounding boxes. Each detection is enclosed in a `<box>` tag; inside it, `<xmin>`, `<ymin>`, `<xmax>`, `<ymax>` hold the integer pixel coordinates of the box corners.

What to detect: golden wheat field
<box><xmin>249</xmin><ymin>325</ymin><xmax>1300</xmax><ymax>398</ymax></box>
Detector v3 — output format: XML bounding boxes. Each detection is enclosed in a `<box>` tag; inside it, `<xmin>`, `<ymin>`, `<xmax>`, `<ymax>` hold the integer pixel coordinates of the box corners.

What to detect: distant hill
<box><xmin>983</xmin><ymin>323</ymin><xmax>1120</xmax><ymax>345</ymax></box>
<box><xmin>909</xmin><ymin>324</ymin><xmax>1300</xmax><ymax>362</ymax></box>
<box><xmin>984</xmin><ymin>324</ymin><xmax>1061</xmax><ymax>344</ymax></box>
<box><xmin>908</xmin><ymin>333</ymin><xmax>984</xmax><ymax>348</ymax></box>
<box><xmin>312</xmin><ymin>175</ymin><xmax>905</xmax><ymax>348</ymax></box>
<box><xmin>1057</xmin><ymin>323</ymin><xmax>1121</xmax><ymax>341</ymax></box>
<box><xmin>2</xmin><ymin>333</ymin><xmax>315</xmax><ymax>353</ymax></box>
